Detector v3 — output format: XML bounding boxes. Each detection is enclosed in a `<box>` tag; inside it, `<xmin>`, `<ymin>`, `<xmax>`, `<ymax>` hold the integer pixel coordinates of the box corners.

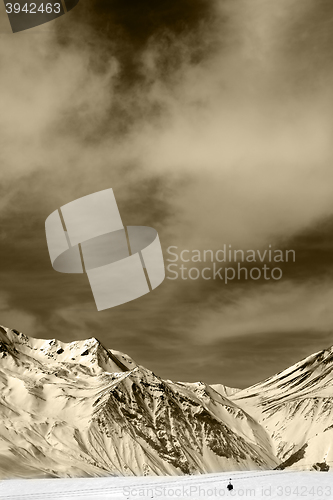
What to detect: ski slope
<box><xmin>0</xmin><ymin>471</ymin><xmax>332</xmax><ymax>499</ymax></box>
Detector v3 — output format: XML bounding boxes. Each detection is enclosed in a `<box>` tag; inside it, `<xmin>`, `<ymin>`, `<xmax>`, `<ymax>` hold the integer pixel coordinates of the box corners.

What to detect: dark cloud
<box><xmin>57</xmin><ymin>0</ymin><xmax>216</xmax><ymax>64</ymax></box>
<box><xmin>53</xmin><ymin>0</ymin><xmax>220</xmax><ymax>139</ymax></box>
<box><xmin>283</xmin><ymin>0</ymin><xmax>333</xmax><ymax>81</ymax></box>
<box><xmin>2</xmin><ymin>0</ymin><xmax>333</xmax><ymax>388</ymax></box>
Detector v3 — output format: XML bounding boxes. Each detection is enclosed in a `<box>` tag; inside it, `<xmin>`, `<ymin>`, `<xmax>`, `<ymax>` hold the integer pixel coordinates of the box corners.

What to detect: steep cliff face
<box><xmin>0</xmin><ymin>325</ymin><xmax>277</xmax><ymax>478</ymax></box>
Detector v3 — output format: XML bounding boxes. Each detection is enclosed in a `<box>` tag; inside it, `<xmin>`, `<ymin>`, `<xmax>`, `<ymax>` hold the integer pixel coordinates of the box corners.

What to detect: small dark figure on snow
<box><xmin>227</xmin><ymin>479</ymin><xmax>233</xmax><ymax>491</ymax></box>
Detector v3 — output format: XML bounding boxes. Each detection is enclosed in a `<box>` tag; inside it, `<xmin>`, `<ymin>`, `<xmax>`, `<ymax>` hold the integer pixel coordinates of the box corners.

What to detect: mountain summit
<box><xmin>0</xmin><ymin>325</ymin><xmax>330</xmax><ymax>478</ymax></box>
<box><xmin>232</xmin><ymin>346</ymin><xmax>333</xmax><ymax>471</ymax></box>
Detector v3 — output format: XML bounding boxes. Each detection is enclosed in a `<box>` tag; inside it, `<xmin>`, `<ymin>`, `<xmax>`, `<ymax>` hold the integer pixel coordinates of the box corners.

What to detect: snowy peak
<box><xmin>0</xmin><ymin>325</ymin><xmax>135</xmax><ymax>374</ymax></box>
<box><xmin>231</xmin><ymin>344</ymin><xmax>333</xmax><ymax>469</ymax></box>
<box><xmin>233</xmin><ymin>345</ymin><xmax>333</xmax><ymax>410</ymax></box>
<box><xmin>0</xmin><ymin>325</ymin><xmax>278</xmax><ymax>478</ymax></box>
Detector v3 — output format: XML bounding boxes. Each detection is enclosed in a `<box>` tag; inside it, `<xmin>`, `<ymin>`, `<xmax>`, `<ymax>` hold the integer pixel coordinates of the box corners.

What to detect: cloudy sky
<box><xmin>1</xmin><ymin>0</ymin><xmax>333</xmax><ymax>388</ymax></box>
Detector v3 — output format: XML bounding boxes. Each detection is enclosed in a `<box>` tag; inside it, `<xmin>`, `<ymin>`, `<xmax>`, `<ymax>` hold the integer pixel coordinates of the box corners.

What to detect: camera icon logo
<box><xmin>45</xmin><ymin>189</ymin><xmax>165</xmax><ymax>311</ymax></box>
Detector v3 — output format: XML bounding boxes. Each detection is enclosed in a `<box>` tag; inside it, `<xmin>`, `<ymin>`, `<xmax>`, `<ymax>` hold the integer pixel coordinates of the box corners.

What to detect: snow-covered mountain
<box><xmin>0</xmin><ymin>325</ymin><xmax>276</xmax><ymax>479</ymax></box>
<box><xmin>231</xmin><ymin>346</ymin><xmax>333</xmax><ymax>471</ymax></box>
<box><xmin>0</xmin><ymin>324</ymin><xmax>331</xmax><ymax>479</ymax></box>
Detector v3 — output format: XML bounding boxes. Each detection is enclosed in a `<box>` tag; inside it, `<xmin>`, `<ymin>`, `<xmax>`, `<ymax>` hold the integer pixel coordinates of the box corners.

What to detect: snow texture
<box><xmin>0</xmin><ymin>471</ymin><xmax>332</xmax><ymax>499</ymax></box>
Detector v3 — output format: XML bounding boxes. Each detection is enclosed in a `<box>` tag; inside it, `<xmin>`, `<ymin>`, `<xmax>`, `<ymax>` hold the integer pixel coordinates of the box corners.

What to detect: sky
<box><xmin>1</xmin><ymin>0</ymin><xmax>333</xmax><ymax>388</ymax></box>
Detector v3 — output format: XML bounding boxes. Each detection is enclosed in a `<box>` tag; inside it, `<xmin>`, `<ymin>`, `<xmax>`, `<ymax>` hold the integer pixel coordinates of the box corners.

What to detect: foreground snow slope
<box><xmin>0</xmin><ymin>471</ymin><xmax>332</xmax><ymax>499</ymax></box>
<box><xmin>0</xmin><ymin>326</ymin><xmax>277</xmax><ymax>478</ymax></box>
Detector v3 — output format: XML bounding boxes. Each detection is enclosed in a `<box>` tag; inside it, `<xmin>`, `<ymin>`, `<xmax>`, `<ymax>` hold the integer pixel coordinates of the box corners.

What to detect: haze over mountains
<box><xmin>0</xmin><ymin>325</ymin><xmax>331</xmax><ymax>479</ymax></box>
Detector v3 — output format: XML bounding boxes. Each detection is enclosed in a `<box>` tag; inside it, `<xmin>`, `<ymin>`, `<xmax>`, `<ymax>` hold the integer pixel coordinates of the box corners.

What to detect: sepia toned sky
<box><xmin>1</xmin><ymin>0</ymin><xmax>333</xmax><ymax>387</ymax></box>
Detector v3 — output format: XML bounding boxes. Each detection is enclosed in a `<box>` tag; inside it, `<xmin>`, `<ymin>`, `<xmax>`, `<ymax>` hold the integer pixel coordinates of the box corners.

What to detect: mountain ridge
<box><xmin>231</xmin><ymin>345</ymin><xmax>333</xmax><ymax>470</ymax></box>
<box><xmin>0</xmin><ymin>324</ymin><xmax>331</xmax><ymax>478</ymax></box>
